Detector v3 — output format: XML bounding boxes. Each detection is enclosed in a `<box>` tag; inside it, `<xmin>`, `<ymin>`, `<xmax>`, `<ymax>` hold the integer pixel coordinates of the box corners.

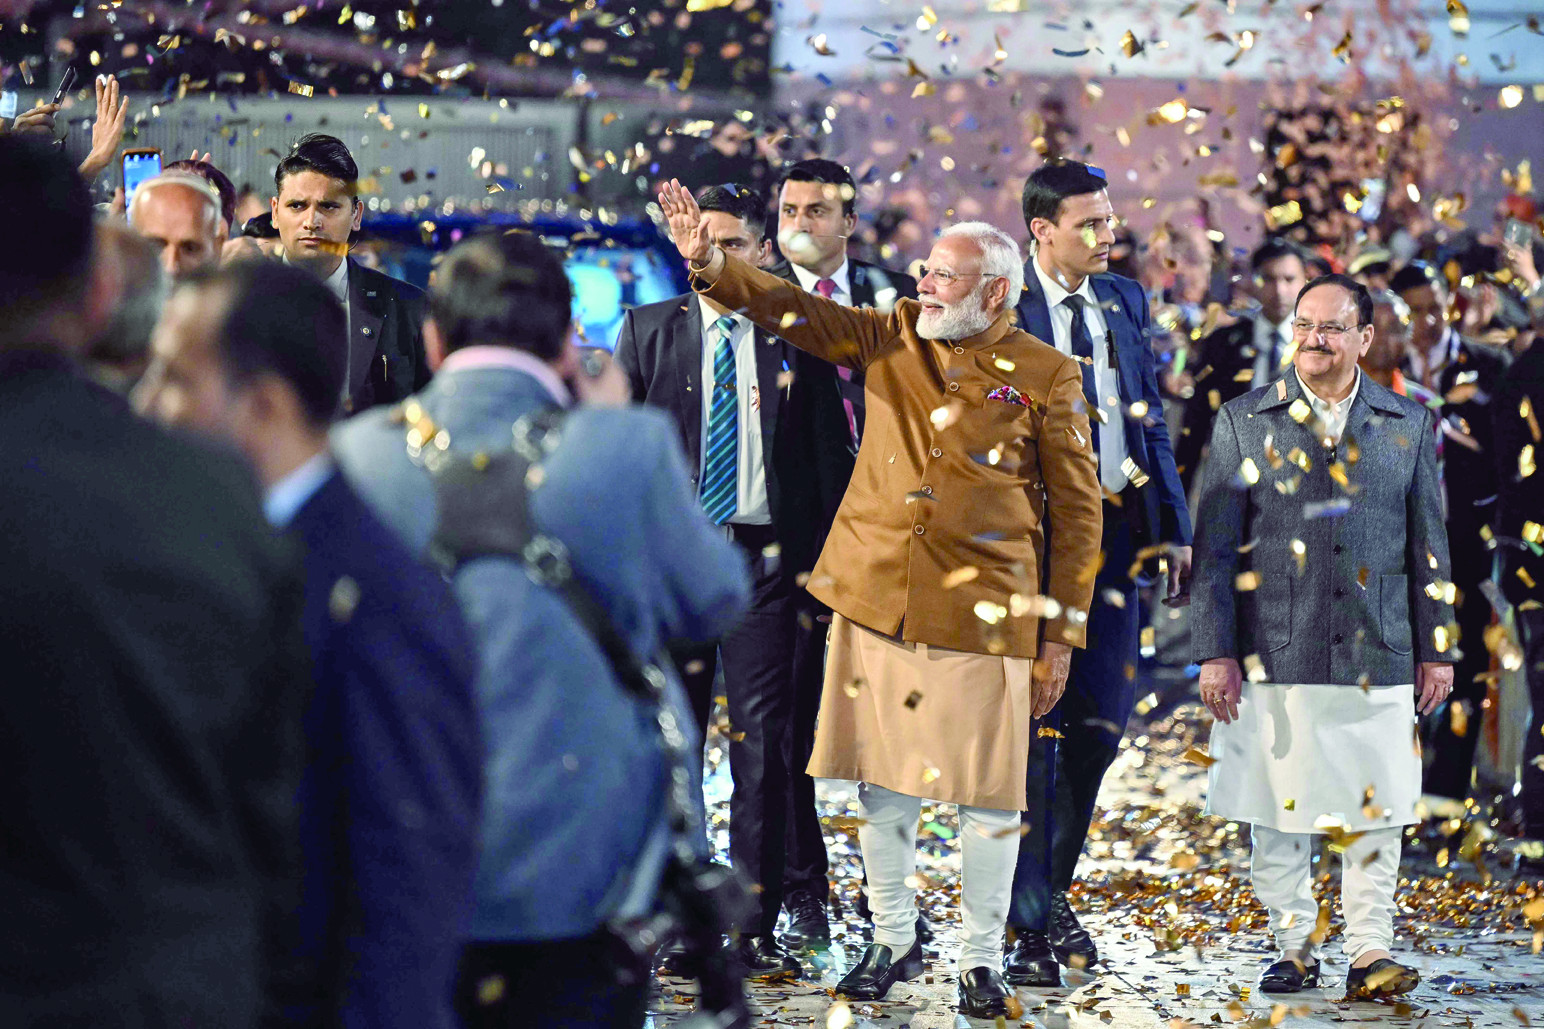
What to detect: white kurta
<box><xmin>1204</xmin><ymin>682</ymin><xmax>1421</xmax><ymax>833</ymax></box>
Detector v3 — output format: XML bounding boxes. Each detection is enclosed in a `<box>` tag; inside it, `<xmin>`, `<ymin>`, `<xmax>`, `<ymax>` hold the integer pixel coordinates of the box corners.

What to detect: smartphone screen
<box><xmin>1504</xmin><ymin>217</ymin><xmax>1536</xmax><ymax>248</ymax></box>
<box><xmin>122</xmin><ymin>150</ymin><xmax>162</xmax><ymax>206</ymax></box>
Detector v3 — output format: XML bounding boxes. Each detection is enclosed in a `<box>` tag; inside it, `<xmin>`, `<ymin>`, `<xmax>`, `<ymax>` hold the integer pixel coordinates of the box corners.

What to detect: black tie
<box><xmin>1062</xmin><ymin>295</ymin><xmax>1100</xmax><ymax>454</ymax></box>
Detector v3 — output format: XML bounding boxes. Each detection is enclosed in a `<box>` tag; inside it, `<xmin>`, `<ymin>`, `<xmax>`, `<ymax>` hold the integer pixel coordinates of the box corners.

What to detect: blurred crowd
<box><xmin>1</xmin><ymin>69</ymin><xmax>1541</xmax><ymax>1029</ymax></box>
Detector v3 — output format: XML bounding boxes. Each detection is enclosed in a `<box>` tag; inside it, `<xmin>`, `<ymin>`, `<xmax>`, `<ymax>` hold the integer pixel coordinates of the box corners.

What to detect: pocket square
<box><xmin>985</xmin><ymin>384</ymin><xmax>1030</xmax><ymax>407</ymax></box>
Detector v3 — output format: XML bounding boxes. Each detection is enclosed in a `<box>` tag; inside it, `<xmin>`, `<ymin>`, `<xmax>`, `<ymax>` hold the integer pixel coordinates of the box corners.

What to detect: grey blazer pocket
<box><xmin>1246</xmin><ymin>566</ymin><xmax>1292</xmax><ymax>653</ymax></box>
<box><xmin>1379</xmin><ymin>573</ymin><xmax>1413</xmax><ymax>654</ymax></box>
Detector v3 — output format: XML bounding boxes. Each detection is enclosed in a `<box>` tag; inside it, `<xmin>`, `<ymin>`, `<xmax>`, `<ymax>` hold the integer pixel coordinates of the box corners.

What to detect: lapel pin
<box><xmin>362</xmin><ymin>326</ymin><xmax>374</xmax><ymax>336</ymax></box>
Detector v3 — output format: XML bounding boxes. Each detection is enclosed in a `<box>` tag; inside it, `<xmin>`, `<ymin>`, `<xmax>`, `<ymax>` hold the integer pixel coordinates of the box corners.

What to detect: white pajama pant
<box><xmin>857</xmin><ymin>782</ymin><xmax>1021</xmax><ymax>973</ymax></box>
<box><xmin>1250</xmin><ymin>823</ymin><xmax>1403</xmax><ymax>964</ymax></box>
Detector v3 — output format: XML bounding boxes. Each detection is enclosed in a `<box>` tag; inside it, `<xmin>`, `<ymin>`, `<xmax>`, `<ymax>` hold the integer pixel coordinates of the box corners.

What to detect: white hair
<box><xmin>128</xmin><ymin>171</ymin><xmax>223</xmax><ymax>227</ymax></box>
<box><xmin>938</xmin><ymin>221</ymin><xmax>1025</xmax><ymax>311</ymax></box>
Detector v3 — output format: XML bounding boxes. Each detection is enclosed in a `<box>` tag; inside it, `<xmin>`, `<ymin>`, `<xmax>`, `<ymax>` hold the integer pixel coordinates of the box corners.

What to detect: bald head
<box><xmin>130</xmin><ymin>174</ymin><xmax>226</xmax><ymax>279</ymax></box>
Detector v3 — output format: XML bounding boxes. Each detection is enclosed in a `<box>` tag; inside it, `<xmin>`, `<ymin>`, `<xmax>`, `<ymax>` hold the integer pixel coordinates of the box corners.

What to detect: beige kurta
<box><xmin>809</xmin><ymin>613</ymin><xmax>1036</xmax><ymax>810</ymax></box>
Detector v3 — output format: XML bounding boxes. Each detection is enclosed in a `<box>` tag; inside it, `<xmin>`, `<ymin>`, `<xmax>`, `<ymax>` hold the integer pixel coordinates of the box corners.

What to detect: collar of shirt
<box><xmin>696</xmin><ymin>295</ymin><xmax>753</xmax><ymax>341</ymax></box>
<box><xmin>789</xmin><ymin>257</ymin><xmax>851</xmax><ymax>299</ymax></box>
<box><xmin>1031</xmin><ymin>254</ymin><xmax>1097</xmax><ymax>310</ymax></box>
<box><xmin>1428</xmin><ymin>326</ymin><xmax>1460</xmax><ymax>370</ymax></box>
<box><xmin>284</xmin><ymin>254</ymin><xmax>350</xmax><ymax>306</ymax></box>
<box><xmin>264</xmin><ymin>450</ymin><xmax>335</xmax><ymax>528</ymax></box>
<box><xmin>1295</xmin><ymin>365</ymin><xmax>1360</xmax><ymax>433</ymax></box>
<box><xmin>439</xmin><ymin>345</ymin><xmax>573</xmax><ymax>407</ymax></box>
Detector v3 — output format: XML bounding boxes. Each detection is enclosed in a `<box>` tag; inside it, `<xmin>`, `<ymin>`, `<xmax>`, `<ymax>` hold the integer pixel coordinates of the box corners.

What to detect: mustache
<box><xmin>1299</xmin><ymin>346</ymin><xmax>1335</xmax><ymax>354</ymax></box>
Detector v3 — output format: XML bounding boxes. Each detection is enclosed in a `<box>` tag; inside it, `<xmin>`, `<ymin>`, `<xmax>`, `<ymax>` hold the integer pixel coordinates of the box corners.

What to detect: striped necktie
<box><xmin>700</xmin><ymin>315</ymin><xmax>739</xmax><ymax>525</ymax></box>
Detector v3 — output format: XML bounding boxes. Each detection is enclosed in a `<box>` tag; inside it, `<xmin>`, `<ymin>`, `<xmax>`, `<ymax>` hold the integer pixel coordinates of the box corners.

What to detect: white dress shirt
<box><xmin>263</xmin><ymin>450</ymin><xmax>335</xmax><ymax>528</ymax></box>
<box><xmin>789</xmin><ymin>258</ymin><xmax>852</xmax><ymax>306</ymax></box>
<box><xmin>1031</xmin><ymin>258</ymin><xmax>1131</xmax><ymax>494</ymax></box>
<box><xmin>1296</xmin><ymin>366</ymin><xmax>1361</xmax><ymax>445</ymax></box>
<box><xmin>697</xmin><ymin>296</ymin><xmax>770</xmax><ymax>525</ymax></box>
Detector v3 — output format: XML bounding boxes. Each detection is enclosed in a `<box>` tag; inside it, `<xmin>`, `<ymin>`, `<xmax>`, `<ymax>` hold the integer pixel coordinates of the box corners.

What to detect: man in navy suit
<box><xmin>139</xmin><ymin>260</ymin><xmax>482</xmax><ymax>1029</ymax></box>
<box><xmin>1006</xmin><ymin>160</ymin><xmax>1193</xmax><ymax>986</ymax></box>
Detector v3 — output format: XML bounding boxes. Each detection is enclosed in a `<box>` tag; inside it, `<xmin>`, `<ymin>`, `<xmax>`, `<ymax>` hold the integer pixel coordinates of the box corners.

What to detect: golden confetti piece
<box><xmin>1183</xmin><ymin>746</ymin><xmax>1217</xmax><ymax>767</ymax></box>
<box><xmin>1235</xmin><ymin>571</ymin><xmax>1261</xmax><ymax>592</ymax></box>
<box><xmin>825</xmin><ymin>999</ymin><xmax>855</xmax><ymax>1029</ymax></box>
<box><xmin>476</xmin><ymin>974</ymin><xmax>506</xmax><ymax>1005</ymax></box>
<box><xmin>1155</xmin><ymin>98</ymin><xmax>1189</xmax><ymax>123</ymax></box>
<box><xmin>1447</xmin><ymin>0</ymin><xmax>1470</xmax><ymax>34</ymax></box>
<box><xmin>1524</xmin><ymin>521</ymin><xmax>1544</xmax><ymax>544</ymax></box>
<box><xmin>1284</xmin><ymin>799</ymin><xmax>1296</xmax><ymax>810</ymax></box>
<box><xmin>1264</xmin><ymin>200</ymin><xmax>1303</xmax><ymax>230</ymax></box>
<box><xmin>685</xmin><ymin>0</ymin><xmax>735</xmax><ymax>9</ymax></box>
<box><xmin>287</xmin><ymin>81</ymin><xmax>314</xmax><ymax>97</ymax></box>
<box><xmin>1244</xmin><ymin>654</ymin><xmax>1266</xmax><ymax>682</ymax></box>
<box><xmin>1434</xmin><ymin>624</ymin><xmax>1452</xmax><ymax>653</ymax></box>
<box><xmin>942</xmin><ymin>566</ymin><xmax>979</xmax><ymax>589</ymax></box>
<box><xmin>974</xmin><ymin>600</ymin><xmax>1008</xmax><ymax>625</ymax></box>
<box><xmin>842</xmin><ymin>677</ymin><xmax>863</xmax><ymax>699</ymax></box>
<box><xmin>994</xmin><ymin>357</ymin><xmax>1016</xmax><ymax>372</ymax></box>
<box><xmin>328</xmin><ymin>576</ymin><xmax>360</xmax><ymax>623</ymax></box>
<box><xmin>1239</xmin><ymin>457</ymin><xmax>1260</xmax><ymax>484</ymax></box>
<box><xmin>921</xmin><ymin>766</ymin><xmax>941</xmax><ymax>784</ymax></box>
<box><xmin>1038</xmin><ymin>726</ymin><xmax>1065</xmax><ymax>739</ymax></box>
<box><xmin>1288</xmin><ymin>398</ymin><xmax>1312</xmax><ymax>424</ymax></box>
<box><xmin>1176</xmin><ymin>984</ymin><xmax>1191</xmax><ymax>997</ymax></box>
<box><xmin>1521</xmin><ymin>444</ymin><xmax>1536</xmax><ymax>478</ymax></box>
<box><xmin>1449</xmin><ymin>699</ymin><xmax>1469</xmax><ymax>737</ymax></box>
<box><xmin>911</xmin><ymin>81</ymin><xmax>936</xmax><ymax>98</ymax></box>
<box><xmin>1120</xmin><ymin>29</ymin><xmax>1143</xmax><ymax>58</ymax></box>
<box><xmin>1331</xmin><ymin>30</ymin><xmax>1353</xmax><ymax>61</ymax></box>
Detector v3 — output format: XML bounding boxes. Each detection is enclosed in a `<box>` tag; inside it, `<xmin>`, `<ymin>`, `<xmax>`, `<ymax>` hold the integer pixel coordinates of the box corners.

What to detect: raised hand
<box><xmin>79</xmin><ymin>76</ymin><xmax>129</xmax><ymax>181</ymax></box>
<box><xmin>656</xmin><ymin>178</ymin><xmax>712</xmax><ymax>267</ymax></box>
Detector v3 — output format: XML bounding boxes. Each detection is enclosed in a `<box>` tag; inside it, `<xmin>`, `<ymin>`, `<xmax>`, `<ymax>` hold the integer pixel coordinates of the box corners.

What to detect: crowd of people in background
<box><xmin>1</xmin><ymin>70</ymin><xmax>1542</xmax><ymax>1028</ymax></box>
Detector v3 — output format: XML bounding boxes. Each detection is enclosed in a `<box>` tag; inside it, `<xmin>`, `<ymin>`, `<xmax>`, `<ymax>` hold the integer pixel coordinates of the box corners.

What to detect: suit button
<box><xmin>362</xmin><ymin>326</ymin><xmax>373</xmax><ymax>336</ymax></box>
<box><xmin>931</xmin><ymin>448</ymin><xmax>943</xmax><ymax>458</ymax></box>
<box><xmin>954</xmin><ymin>346</ymin><xmax>965</xmax><ymax>355</ymax></box>
<box><xmin>1332</xmin><ymin>544</ymin><xmax>1343</xmax><ymax>554</ymax></box>
<box><xmin>921</xmin><ymin>485</ymin><xmax>933</xmax><ymax>495</ymax></box>
<box><xmin>947</xmin><ymin>382</ymin><xmax>960</xmax><ymax>392</ymax></box>
<box><xmin>1333</xmin><ymin>633</ymin><xmax>1344</xmax><ymax>644</ymax></box>
<box><xmin>914</xmin><ymin>524</ymin><xmax>925</xmax><ymax>535</ymax></box>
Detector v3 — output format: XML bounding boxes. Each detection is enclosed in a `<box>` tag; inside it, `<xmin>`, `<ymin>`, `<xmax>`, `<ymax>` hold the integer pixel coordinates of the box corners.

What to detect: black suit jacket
<box><xmin>1494</xmin><ymin>340</ymin><xmax>1544</xmax><ymax>607</ymax></box>
<box><xmin>1405</xmin><ymin>333</ymin><xmax>1512</xmax><ymax>573</ymax></box>
<box><xmin>344</xmin><ymin>259</ymin><xmax>432</xmax><ymax>415</ymax></box>
<box><xmin>1015</xmin><ymin>264</ymin><xmax>1192</xmax><ymax>548</ymax></box>
<box><xmin>0</xmin><ymin>352</ymin><xmax>312</xmax><ymax>1027</ymax></box>
<box><xmin>774</xmin><ymin>258</ymin><xmax>920</xmax><ymax>442</ymax></box>
<box><xmin>613</xmin><ymin>295</ymin><xmax>851</xmax><ymax>579</ymax></box>
<box><xmin>1176</xmin><ymin>316</ymin><xmax>1275</xmax><ymax>494</ymax></box>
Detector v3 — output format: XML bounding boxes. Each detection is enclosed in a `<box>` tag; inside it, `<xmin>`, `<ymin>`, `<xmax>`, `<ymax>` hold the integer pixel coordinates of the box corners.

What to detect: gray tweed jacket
<box><xmin>1191</xmin><ymin>369</ymin><xmax>1452</xmax><ymax>685</ymax></box>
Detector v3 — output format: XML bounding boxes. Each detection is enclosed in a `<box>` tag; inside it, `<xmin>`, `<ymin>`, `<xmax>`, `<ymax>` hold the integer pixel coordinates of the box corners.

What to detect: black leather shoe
<box><xmin>1345</xmin><ymin>958</ymin><xmax>1419</xmax><ymax>1000</ymax></box>
<box><xmin>782</xmin><ymin>887</ymin><xmax>831</xmax><ymax>950</ymax></box>
<box><xmin>655</xmin><ymin>940</ymin><xmax>690</xmax><ymax>978</ymax></box>
<box><xmin>958</xmin><ymin>966</ymin><xmax>1014</xmax><ymax>1018</ymax></box>
<box><xmin>836</xmin><ymin>940</ymin><xmax>924</xmax><ymax>1000</ymax></box>
<box><xmin>736</xmin><ymin>935</ymin><xmax>801</xmax><ymax>982</ymax></box>
<box><xmin>1260</xmin><ymin>957</ymin><xmax>1321</xmax><ymax>993</ymax></box>
<box><xmin>1004</xmin><ymin>929</ymin><xmax>1061</xmax><ymax>987</ymax></box>
<box><xmin>1049</xmin><ymin>892</ymin><xmax>1097</xmax><ymax>968</ymax></box>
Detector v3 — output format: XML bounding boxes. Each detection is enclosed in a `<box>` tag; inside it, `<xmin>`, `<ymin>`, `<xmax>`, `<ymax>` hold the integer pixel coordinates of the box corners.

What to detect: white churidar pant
<box><xmin>856</xmin><ymin>781</ymin><xmax>1021</xmax><ymax>973</ymax></box>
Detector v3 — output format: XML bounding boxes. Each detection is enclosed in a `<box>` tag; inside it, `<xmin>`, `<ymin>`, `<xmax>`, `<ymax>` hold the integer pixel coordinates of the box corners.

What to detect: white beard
<box><xmin>916</xmin><ymin>294</ymin><xmax>994</xmax><ymax>341</ymax></box>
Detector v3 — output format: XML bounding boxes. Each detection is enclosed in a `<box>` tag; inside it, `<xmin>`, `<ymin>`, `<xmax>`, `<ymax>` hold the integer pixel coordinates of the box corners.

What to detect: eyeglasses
<box><xmin>919</xmin><ymin>267</ymin><xmax>1001</xmax><ymax>287</ymax></box>
<box><xmin>1291</xmin><ymin>320</ymin><xmax>1364</xmax><ymax>341</ymax></box>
